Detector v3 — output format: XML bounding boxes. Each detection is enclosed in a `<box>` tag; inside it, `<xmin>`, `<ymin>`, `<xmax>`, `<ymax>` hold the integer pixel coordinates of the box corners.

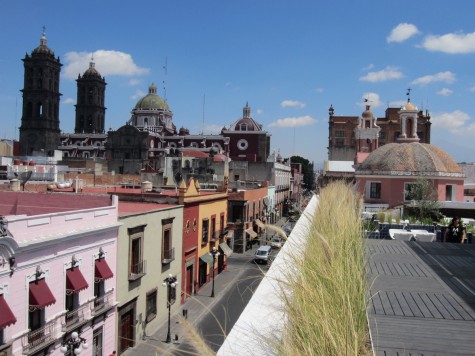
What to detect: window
<box><xmin>128</xmin><ymin>225</ymin><xmax>146</xmax><ymax>280</ymax></box>
<box><xmin>162</xmin><ymin>218</ymin><xmax>174</xmax><ymax>264</ymax></box>
<box><xmin>92</xmin><ymin>327</ymin><xmax>103</xmax><ymax>356</ymax></box>
<box><xmin>445</xmin><ymin>185</ymin><xmax>455</xmax><ymax>201</ymax></box>
<box><xmin>335</xmin><ymin>138</ymin><xmax>344</xmax><ymax>147</ymax></box>
<box><xmin>335</xmin><ymin>130</ymin><xmax>345</xmax><ymax>137</ymax></box>
<box><xmin>202</xmin><ymin>219</ymin><xmax>209</xmax><ymax>244</ymax></box>
<box><xmin>379</xmin><ymin>131</ymin><xmax>386</xmax><ymax>140</ymax></box>
<box><xmin>146</xmin><ymin>289</ymin><xmax>157</xmax><ymax>323</ymax></box>
<box><xmin>220</xmin><ymin>214</ymin><xmax>225</xmax><ymax>236</ymax></box>
<box><xmin>369</xmin><ymin>182</ymin><xmax>381</xmax><ymax>199</ymax></box>
<box><xmin>211</xmin><ymin>216</ymin><xmax>216</xmax><ymax>240</ymax></box>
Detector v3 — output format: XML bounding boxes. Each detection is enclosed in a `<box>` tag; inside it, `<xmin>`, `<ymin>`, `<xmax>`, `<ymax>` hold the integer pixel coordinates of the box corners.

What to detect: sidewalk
<box><xmin>124</xmin><ymin>217</ymin><xmax>288</xmax><ymax>355</ymax></box>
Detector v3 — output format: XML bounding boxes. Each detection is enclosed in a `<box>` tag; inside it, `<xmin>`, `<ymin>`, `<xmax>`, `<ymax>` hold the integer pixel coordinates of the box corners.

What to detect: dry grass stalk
<box><xmin>279</xmin><ymin>181</ymin><xmax>369</xmax><ymax>355</ymax></box>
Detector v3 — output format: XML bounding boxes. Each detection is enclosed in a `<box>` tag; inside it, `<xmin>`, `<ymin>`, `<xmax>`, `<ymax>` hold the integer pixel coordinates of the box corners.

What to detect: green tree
<box><xmin>290</xmin><ymin>155</ymin><xmax>315</xmax><ymax>190</ymax></box>
<box><xmin>405</xmin><ymin>177</ymin><xmax>441</xmax><ymax>223</ymax></box>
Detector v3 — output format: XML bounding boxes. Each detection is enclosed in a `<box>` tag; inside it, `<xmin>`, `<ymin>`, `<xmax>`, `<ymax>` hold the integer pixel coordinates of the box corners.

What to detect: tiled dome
<box><xmin>357</xmin><ymin>142</ymin><xmax>462</xmax><ymax>174</ymax></box>
<box><xmin>134</xmin><ymin>84</ymin><xmax>169</xmax><ymax>111</ymax></box>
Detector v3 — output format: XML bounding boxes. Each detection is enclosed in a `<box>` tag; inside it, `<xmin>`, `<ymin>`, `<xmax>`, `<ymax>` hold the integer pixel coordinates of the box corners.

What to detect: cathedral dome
<box><xmin>32</xmin><ymin>32</ymin><xmax>54</xmax><ymax>56</ymax></box>
<box><xmin>83</xmin><ymin>61</ymin><xmax>101</xmax><ymax>78</ymax></box>
<box><xmin>134</xmin><ymin>84</ymin><xmax>169</xmax><ymax>111</ymax></box>
<box><xmin>401</xmin><ymin>101</ymin><xmax>417</xmax><ymax>111</ymax></box>
<box><xmin>233</xmin><ymin>117</ymin><xmax>260</xmax><ymax>131</ymax></box>
<box><xmin>357</xmin><ymin>142</ymin><xmax>462</xmax><ymax>175</ymax></box>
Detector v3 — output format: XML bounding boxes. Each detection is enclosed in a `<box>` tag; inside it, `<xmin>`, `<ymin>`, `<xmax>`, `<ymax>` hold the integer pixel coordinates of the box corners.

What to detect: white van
<box><xmin>254</xmin><ymin>245</ymin><xmax>272</xmax><ymax>264</ymax></box>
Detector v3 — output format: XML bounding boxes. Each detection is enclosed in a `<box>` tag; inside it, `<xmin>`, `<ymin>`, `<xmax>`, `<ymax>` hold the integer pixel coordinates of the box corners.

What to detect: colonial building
<box><xmin>355</xmin><ymin>142</ymin><xmax>465</xmax><ymax>207</ymax></box>
<box><xmin>221</xmin><ymin>103</ymin><xmax>271</xmax><ymax>163</ymax></box>
<box><xmin>328</xmin><ymin>99</ymin><xmax>431</xmax><ymax>162</ymax></box>
<box><xmin>116</xmin><ymin>200</ymin><xmax>183</xmax><ymax>354</ymax></box>
<box><xmin>0</xmin><ymin>192</ymin><xmax>119</xmax><ymax>356</ymax></box>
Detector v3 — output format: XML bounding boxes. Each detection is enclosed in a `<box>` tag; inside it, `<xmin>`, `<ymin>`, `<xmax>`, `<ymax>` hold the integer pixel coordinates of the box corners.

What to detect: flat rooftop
<box><xmin>367</xmin><ymin>239</ymin><xmax>475</xmax><ymax>355</ymax></box>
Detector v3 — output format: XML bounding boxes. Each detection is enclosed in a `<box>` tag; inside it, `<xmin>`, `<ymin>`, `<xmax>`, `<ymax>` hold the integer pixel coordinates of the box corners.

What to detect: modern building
<box><xmin>0</xmin><ymin>191</ymin><xmax>119</xmax><ymax>356</ymax></box>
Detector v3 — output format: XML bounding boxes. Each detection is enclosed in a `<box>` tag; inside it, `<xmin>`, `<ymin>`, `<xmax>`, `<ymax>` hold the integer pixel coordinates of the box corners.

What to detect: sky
<box><xmin>1</xmin><ymin>1</ymin><xmax>475</xmax><ymax>168</ymax></box>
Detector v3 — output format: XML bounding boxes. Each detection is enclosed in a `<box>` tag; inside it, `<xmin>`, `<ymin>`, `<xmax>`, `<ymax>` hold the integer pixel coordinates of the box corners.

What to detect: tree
<box><xmin>290</xmin><ymin>155</ymin><xmax>315</xmax><ymax>191</ymax></box>
<box><xmin>405</xmin><ymin>177</ymin><xmax>441</xmax><ymax>223</ymax></box>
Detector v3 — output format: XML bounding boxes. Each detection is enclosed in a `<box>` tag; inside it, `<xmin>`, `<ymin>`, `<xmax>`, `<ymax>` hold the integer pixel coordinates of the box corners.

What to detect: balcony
<box><xmin>92</xmin><ymin>289</ymin><xmax>114</xmax><ymax>316</ymax></box>
<box><xmin>22</xmin><ymin>320</ymin><xmax>56</xmax><ymax>355</ymax></box>
<box><xmin>62</xmin><ymin>303</ymin><xmax>89</xmax><ymax>332</ymax></box>
<box><xmin>129</xmin><ymin>260</ymin><xmax>146</xmax><ymax>281</ymax></box>
<box><xmin>162</xmin><ymin>247</ymin><xmax>175</xmax><ymax>264</ymax></box>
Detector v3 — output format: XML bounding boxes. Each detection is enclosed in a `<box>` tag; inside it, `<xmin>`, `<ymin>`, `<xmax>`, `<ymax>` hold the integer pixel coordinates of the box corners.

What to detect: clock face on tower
<box><xmin>237</xmin><ymin>139</ymin><xmax>248</xmax><ymax>151</ymax></box>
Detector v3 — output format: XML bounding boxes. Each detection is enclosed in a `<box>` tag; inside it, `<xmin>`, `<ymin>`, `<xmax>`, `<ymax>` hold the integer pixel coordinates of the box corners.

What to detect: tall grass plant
<box><xmin>279</xmin><ymin>181</ymin><xmax>369</xmax><ymax>355</ymax></box>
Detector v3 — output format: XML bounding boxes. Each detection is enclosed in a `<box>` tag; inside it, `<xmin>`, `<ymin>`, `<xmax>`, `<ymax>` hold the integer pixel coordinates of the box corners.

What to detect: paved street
<box><xmin>123</xmin><ymin>226</ymin><xmax>280</xmax><ymax>356</ymax></box>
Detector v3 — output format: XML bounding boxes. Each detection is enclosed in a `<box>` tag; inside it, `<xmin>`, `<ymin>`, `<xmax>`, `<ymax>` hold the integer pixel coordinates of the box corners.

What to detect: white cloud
<box><xmin>437</xmin><ymin>88</ymin><xmax>453</xmax><ymax>96</ymax></box>
<box><xmin>422</xmin><ymin>32</ymin><xmax>475</xmax><ymax>54</ymax></box>
<box><xmin>411</xmin><ymin>71</ymin><xmax>455</xmax><ymax>85</ymax></box>
<box><xmin>387</xmin><ymin>23</ymin><xmax>419</xmax><ymax>43</ymax></box>
<box><xmin>469</xmin><ymin>86</ymin><xmax>475</xmax><ymax>92</ymax></box>
<box><xmin>202</xmin><ymin>124</ymin><xmax>223</xmax><ymax>135</ymax></box>
<box><xmin>431</xmin><ymin>110</ymin><xmax>475</xmax><ymax>134</ymax></box>
<box><xmin>314</xmin><ymin>87</ymin><xmax>324</xmax><ymax>93</ymax></box>
<box><xmin>281</xmin><ymin>100</ymin><xmax>306</xmax><ymax>108</ymax></box>
<box><xmin>362</xmin><ymin>63</ymin><xmax>375</xmax><ymax>71</ymax></box>
<box><xmin>129</xmin><ymin>79</ymin><xmax>141</xmax><ymax>86</ymax></box>
<box><xmin>131</xmin><ymin>90</ymin><xmax>145</xmax><ymax>100</ymax></box>
<box><xmin>269</xmin><ymin>115</ymin><xmax>316</xmax><ymax>128</ymax></box>
<box><xmin>359</xmin><ymin>93</ymin><xmax>382</xmax><ymax>108</ymax></box>
<box><xmin>62</xmin><ymin>97</ymin><xmax>75</xmax><ymax>105</ymax></box>
<box><xmin>63</xmin><ymin>50</ymin><xmax>149</xmax><ymax>79</ymax></box>
<box><xmin>359</xmin><ymin>66</ymin><xmax>403</xmax><ymax>82</ymax></box>
<box><xmin>256</xmin><ymin>109</ymin><xmax>264</xmax><ymax>115</ymax></box>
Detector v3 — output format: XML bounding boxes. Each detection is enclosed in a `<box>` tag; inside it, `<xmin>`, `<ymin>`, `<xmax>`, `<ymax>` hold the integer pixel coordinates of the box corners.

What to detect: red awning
<box><xmin>66</xmin><ymin>267</ymin><xmax>89</xmax><ymax>293</ymax></box>
<box><xmin>0</xmin><ymin>294</ymin><xmax>16</xmax><ymax>329</ymax></box>
<box><xmin>29</xmin><ymin>279</ymin><xmax>56</xmax><ymax>310</ymax></box>
<box><xmin>95</xmin><ymin>258</ymin><xmax>114</xmax><ymax>282</ymax></box>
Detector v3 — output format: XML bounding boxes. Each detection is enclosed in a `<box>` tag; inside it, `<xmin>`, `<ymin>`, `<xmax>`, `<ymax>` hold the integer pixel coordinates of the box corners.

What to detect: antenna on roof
<box><xmin>163</xmin><ymin>57</ymin><xmax>168</xmax><ymax>102</ymax></box>
<box><xmin>201</xmin><ymin>94</ymin><xmax>206</xmax><ymax>135</ymax></box>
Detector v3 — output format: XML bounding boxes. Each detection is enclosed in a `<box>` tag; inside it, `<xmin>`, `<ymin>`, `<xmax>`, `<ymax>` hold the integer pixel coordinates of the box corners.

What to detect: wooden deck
<box><xmin>366</xmin><ymin>239</ymin><xmax>475</xmax><ymax>356</ymax></box>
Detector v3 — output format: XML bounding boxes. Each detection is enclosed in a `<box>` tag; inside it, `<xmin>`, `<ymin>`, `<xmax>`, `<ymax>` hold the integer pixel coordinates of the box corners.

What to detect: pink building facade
<box><xmin>0</xmin><ymin>192</ymin><xmax>120</xmax><ymax>356</ymax></box>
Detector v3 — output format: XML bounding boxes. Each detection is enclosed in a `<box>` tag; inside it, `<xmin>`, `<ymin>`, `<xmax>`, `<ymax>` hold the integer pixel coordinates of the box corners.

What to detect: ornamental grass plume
<box><xmin>279</xmin><ymin>181</ymin><xmax>369</xmax><ymax>355</ymax></box>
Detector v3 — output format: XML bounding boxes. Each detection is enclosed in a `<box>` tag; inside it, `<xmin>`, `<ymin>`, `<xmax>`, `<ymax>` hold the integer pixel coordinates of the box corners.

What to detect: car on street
<box><xmin>270</xmin><ymin>237</ymin><xmax>283</xmax><ymax>249</ymax></box>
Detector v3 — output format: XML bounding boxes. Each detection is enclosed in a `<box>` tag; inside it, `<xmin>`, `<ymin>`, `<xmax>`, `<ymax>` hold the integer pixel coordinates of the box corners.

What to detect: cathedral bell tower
<box><xmin>19</xmin><ymin>29</ymin><xmax>62</xmax><ymax>156</ymax></box>
<box><xmin>354</xmin><ymin>103</ymin><xmax>380</xmax><ymax>163</ymax></box>
<box><xmin>75</xmin><ymin>57</ymin><xmax>107</xmax><ymax>133</ymax></box>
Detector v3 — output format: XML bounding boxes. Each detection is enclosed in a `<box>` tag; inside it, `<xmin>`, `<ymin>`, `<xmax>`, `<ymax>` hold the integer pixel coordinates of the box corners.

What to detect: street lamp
<box><xmin>162</xmin><ymin>274</ymin><xmax>177</xmax><ymax>343</ymax></box>
<box><xmin>60</xmin><ymin>331</ymin><xmax>88</xmax><ymax>354</ymax></box>
<box><xmin>209</xmin><ymin>247</ymin><xmax>220</xmax><ymax>298</ymax></box>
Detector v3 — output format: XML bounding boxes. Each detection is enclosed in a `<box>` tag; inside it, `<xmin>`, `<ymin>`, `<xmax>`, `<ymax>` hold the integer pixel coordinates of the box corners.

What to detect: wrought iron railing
<box><xmin>61</xmin><ymin>303</ymin><xmax>89</xmax><ymax>332</ymax></box>
<box><xmin>129</xmin><ymin>260</ymin><xmax>146</xmax><ymax>281</ymax></box>
<box><xmin>162</xmin><ymin>247</ymin><xmax>175</xmax><ymax>264</ymax></box>
<box><xmin>22</xmin><ymin>319</ymin><xmax>56</xmax><ymax>355</ymax></box>
<box><xmin>92</xmin><ymin>289</ymin><xmax>114</xmax><ymax>316</ymax></box>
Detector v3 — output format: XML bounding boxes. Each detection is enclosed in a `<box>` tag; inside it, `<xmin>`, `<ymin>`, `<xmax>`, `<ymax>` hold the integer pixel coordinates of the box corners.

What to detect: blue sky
<box><xmin>1</xmin><ymin>1</ymin><xmax>475</xmax><ymax>167</ymax></box>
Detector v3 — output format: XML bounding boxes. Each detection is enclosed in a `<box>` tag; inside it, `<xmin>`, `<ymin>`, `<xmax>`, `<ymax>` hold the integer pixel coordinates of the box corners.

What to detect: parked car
<box><xmin>270</xmin><ymin>237</ymin><xmax>283</xmax><ymax>249</ymax></box>
<box><xmin>254</xmin><ymin>245</ymin><xmax>273</xmax><ymax>264</ymax></box>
